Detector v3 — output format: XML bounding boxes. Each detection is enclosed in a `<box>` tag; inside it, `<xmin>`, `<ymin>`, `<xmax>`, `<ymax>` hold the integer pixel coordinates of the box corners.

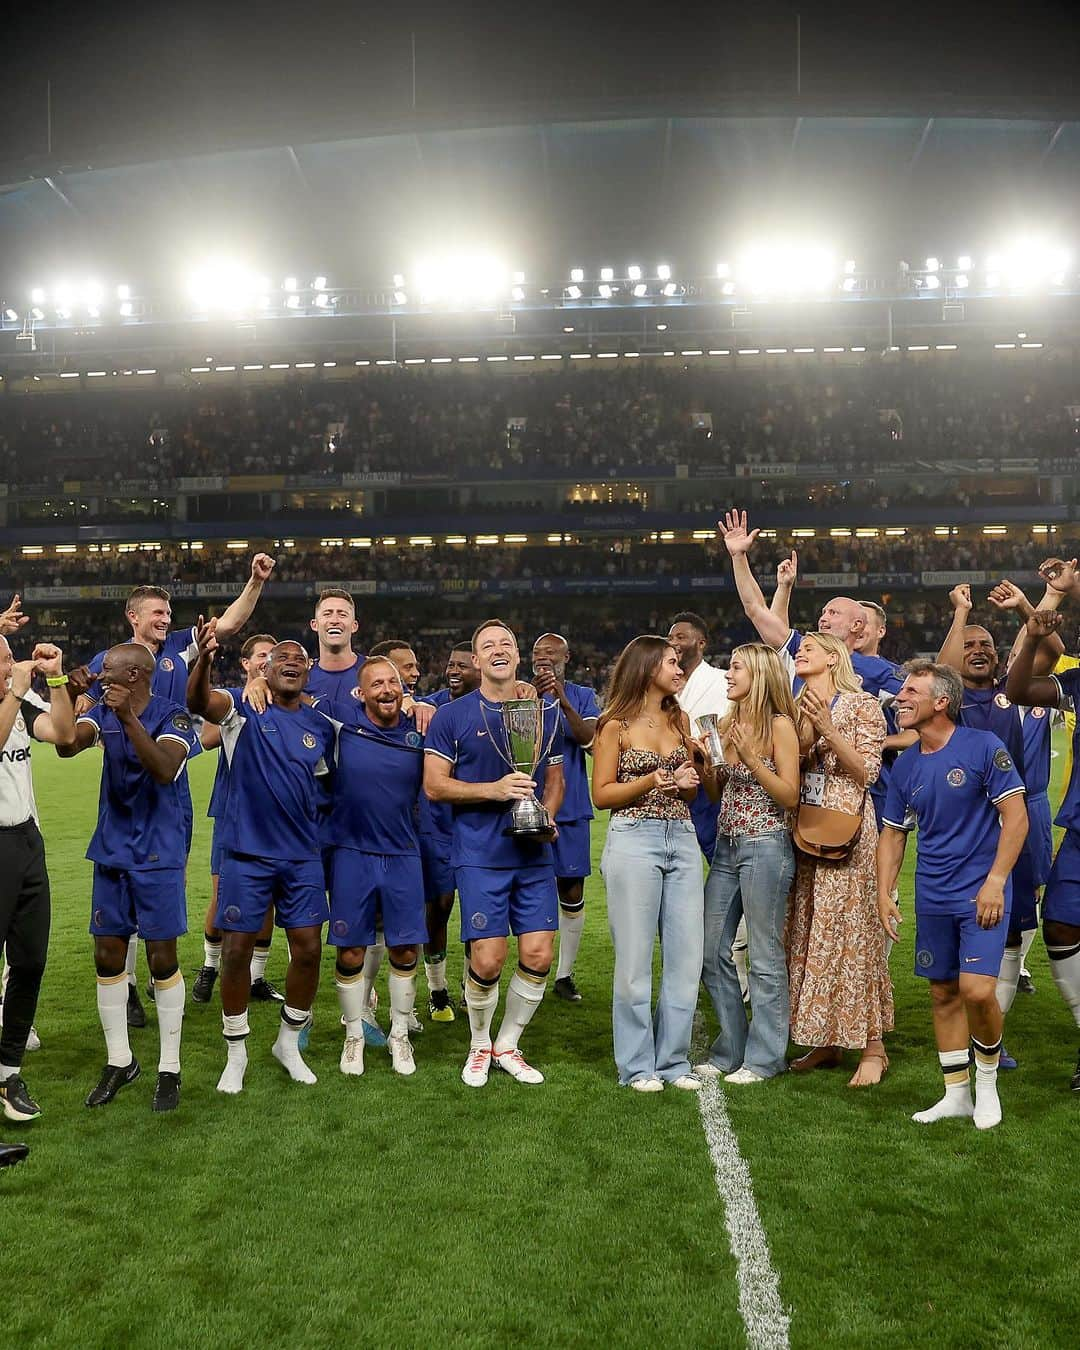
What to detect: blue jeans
<box><xmin>701</xmin><ymin>831</ymin><xmax>795</xmax><ymax>1078</ymax></box>
<box><xmin>602</xmin><ymin>817</ymin><xmax>704</xmax><ymax>1085</ymax></box>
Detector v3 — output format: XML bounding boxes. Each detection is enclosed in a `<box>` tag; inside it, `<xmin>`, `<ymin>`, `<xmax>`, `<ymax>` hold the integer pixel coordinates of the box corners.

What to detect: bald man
<box><xmin>60</xmin><ymin>644</ymin><xmax>199</xmax><ymax>1112</ymax></box>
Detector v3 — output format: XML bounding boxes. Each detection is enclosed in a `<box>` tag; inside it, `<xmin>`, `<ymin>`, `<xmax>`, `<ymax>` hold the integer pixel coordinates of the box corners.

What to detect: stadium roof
<box><xmin>3</xmin><ymin>101</ymin><xmax>1080</xmax><ymax>298</ymax></box>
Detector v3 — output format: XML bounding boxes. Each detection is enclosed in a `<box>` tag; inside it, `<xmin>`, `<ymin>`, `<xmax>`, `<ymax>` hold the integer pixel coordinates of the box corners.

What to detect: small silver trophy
<box><xmin>696</xmin><ymin>713</ymin><xmax>726</xmax><ymax>768</ymax></box>
<box><xmin>481</xmin><ymin>697</ymin><xmax>560</xmax><ymax>839</ymax></box>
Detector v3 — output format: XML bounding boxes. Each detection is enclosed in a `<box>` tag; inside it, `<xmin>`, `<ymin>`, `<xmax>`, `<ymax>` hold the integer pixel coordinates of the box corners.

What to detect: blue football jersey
<box><xmin>78</xmin><ymin>696</ymin><xmax>199</xmax><ymax>870</ymax></box>
<box><xmin>883</xmin><ymin>726</ymin><xmax>1026</xmax><ymax>913</ymax></box>
<box><xmin>306</xmin><ymin>655</ymin><xmax>366</xmax><ymax>705</ymax></box>
<box><xmin>216</xmin><ymin>688</ymin><xmax>338</xmax><ymax>861</ymax></box>
<box><xmin>554</xmin><ymin>683</ymin><xmax>600</xmax><ymax>824</ymax></box>
<box><xmin>1020</xmin><ymin>703</ymin><xmax>1052</xmax><ymax>797</ymax></box>
<box><xmin>424</xmin><ymin>689</ymin><xmax>564</xmax><ymax>870</ymax></box>
<box><xmin>86</xmin><ymin>627</ymin><xmax>199</xmax><ymax>706</ymax></box>
<box><xmin>330</xmin><ymin>709</ymin><xmax>424</xmax><ymax>855</ymax></box>
<box><xmin>1050</xmin><ymin>667</ymin><xmax>1080</xmax><ymax>832</ymax></box>
<box><xmin>959</xmin><ymin>678</ymin><xmax>1026</xmax><ymax>782</ymax></box>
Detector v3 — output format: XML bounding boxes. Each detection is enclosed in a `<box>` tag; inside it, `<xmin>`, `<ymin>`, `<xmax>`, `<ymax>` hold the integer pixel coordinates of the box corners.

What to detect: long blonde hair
<box><xmin>718</xmin><ymin>644</ymin><xmax>799</xmax><ymax>758</ymax></box>
<box><xmin>794</xmin><ymin>631</ymin><xmax>862</xmax><ymax>704</ymax></box>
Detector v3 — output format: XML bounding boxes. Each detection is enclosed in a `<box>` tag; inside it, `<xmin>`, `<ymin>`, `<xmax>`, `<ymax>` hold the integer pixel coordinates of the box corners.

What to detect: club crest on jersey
<box><xmin>993</xmin><ymin>748</ymin><xmax>1014</xmax><ymax>771</ymax></box>
<box><xmin>994</xmin><ymin>692</ymin><xmax>1011</xmax><ymax>709</ymax></box>
<box><xmin>406</xmin><ymin>730</ymin><xmax>423</xmax><ymax>748</ymax></box>
<box><xmin>946</xmin><ymin>767</ymin><xmax>967</xmax><ymax>787</ymax></box>
<box><xmin>332</xmin><ymin>919</ymin><xmax>349</xmax><ymax>938</ymax></box>
<box><xmin>1031</xmin><ymin>706</ymin><xmax>1047</xmax><ymax>719</ymax></box>
<box><xmin>916</xmin><ymin>949</ymin><xmax>934</xmax><ymax>969</ymax></box>
<box><xmin>224</xmin><ymin>905</ymin><xmax>242</xmax><ymax>924</ymax></box>
<box><xmin>160</xmin><ymin>658</ymin><xmax>175</xmax><ymax>672</ymax></box>
<box><xmin>471</xmin><ymin>911</ymin><xmax>489</xmax><ymax>931</ymax></box>
<box><xmin>302</xmin><ymin>732</ymin><xmax>318</xmax><ymax>749</ymax></box>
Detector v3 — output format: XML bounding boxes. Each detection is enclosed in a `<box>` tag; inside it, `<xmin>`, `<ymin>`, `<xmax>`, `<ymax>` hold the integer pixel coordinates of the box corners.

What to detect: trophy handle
<box><xmin>478</xmin><ymin>699</ymin><xmax>517</xmax><ymax>773</ymax></box>
<box><xmin>537</xmin><ymin>697</ymin><xmax>562</xmax><ymax>770</ymax></box>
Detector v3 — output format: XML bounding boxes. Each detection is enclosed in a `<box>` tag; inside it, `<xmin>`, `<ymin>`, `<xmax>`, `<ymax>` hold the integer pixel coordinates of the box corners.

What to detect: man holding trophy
<box><xmin>424</xmin><ymin>620</ymin><xmax>565</xmax><ymax>1089</ymax></box>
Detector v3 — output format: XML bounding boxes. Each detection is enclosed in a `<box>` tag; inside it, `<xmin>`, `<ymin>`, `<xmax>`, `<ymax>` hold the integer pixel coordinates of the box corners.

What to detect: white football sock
<box><xmin>972</xmin><ymin>1037</ymin><xmax>1002</xmax><ymax>1130</ymax></box>
<box><xmin>203</xmin><ymin>936</ymin><xmax>222</xmax><ymax>971</ymax></box>
<box><xmin>424</xmin><ymin>954</ymin><xmax>448</xmax><ymax>994</ymax></box>
<box><xmin>218</xmin><ymin>1011</ymin><xmax>249</xmax><ymax>1094</ymax></box>
<box><xmin>464</xmin><ymin>968</ymin><xmax>500</xmax><ymax>1051</ymax></box>
<box><xmin>125</xmin><ymin>935</ymin><xmax>139</xmax><ymax>988</ymax></box>
<box><xmin>97</xmin><ymin>974</ymin><xmax>133</xmax><ymax>1068</ymax></box>
<box><xmin>995</xmin><ymin>946</ymin><xmax>1022</xmax><ymax>1016</ymax></box>
<box><xmin>0</xmin><ymin>1063</ymin><xmax>17</xmax><ymax>1082</ymax></box>
<box><xmin>1019</xmin><ymin>926</ymin><xmax>1037</xmax><ymax>976</ymax></box>
<box><xmin>250</xmin><ymin>944</ymin><xmax>270</xmax><ymax>983</ymax></box>
<box><xmin>359</xmin><ymin>937</ymin><xmax>385</xmax><ymax>1012</ymax></box>
<box><xmin>336</xmin><ymin>968</ymin><xmax>367</xmax><ymax>1040</ymax></box>
<box><xmin>912</xmin><ymin>1049</ymin><xmax>973</xmax><ymax>1124</ymax></box>
<box><xmin>389</xmin><ymin>964</ymin><xmax>417</xmax><ymax>1038</ymax></box>
<box><xmin>153</xmin><ymin>972</ymin><xmax>185</xmax><ymax>1074</ymax></box>
<box><xmin>556</xmin><ymin>903</ymin><xmax>586</xmax><ymax>981</ymax></box>
<box><xmin>0</xmin><ymin>960</ymin><xmax>9</xmax><ymax>1000</ymax></box>
<box><xmin>1047</xmin><ymin>942</ymin><xmax>1080</xmax><ymax>1027</ymax></box>
<box><xmin>273</xmin><ymin>1005</ymin><xmax>316</xmax><ymax>1084</ymax></box>
<box><xmin>493</xmin><ymin>966</ymin><xmax>547</xmax><ymax>1055</ymax></box>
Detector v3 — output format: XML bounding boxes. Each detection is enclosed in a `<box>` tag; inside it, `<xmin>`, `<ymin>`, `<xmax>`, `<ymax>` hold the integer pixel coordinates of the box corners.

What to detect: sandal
<box><xmin>790</xmin><ymin>1046</ymin><xmax>844</xmax><ymax>1073</ymax></box>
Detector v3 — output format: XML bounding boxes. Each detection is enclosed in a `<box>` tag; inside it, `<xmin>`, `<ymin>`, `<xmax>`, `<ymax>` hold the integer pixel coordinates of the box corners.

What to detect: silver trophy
<box><xmin>481</xmin><ymin>697</ymin><xmax>560</xmax><ymax>839</ymax></box>
<box><xmin>696</xmin><ymin>713</ymin><xmax>725</xmax><ymax>768</ymax></box>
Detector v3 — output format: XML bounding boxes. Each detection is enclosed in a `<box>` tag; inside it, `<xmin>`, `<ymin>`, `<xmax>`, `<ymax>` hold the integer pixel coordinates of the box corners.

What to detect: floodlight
<box><xmin>510</xmin><ymin>286</ymin><xmax>525</xmax><ymax>302</ymax></box>
<box><xmin>632</xmin><ymin>283</ymin><xmax>648</xmax><ymax>297</ymax></box>
<box><xmin>314</xmin><ymin>293</ymin><xmax>329</xmax><ymax>308</ymax></box>
<box><xmin>922</xmin><ymin>275</ymin><xmax>941</xmax><ymax>290</ymax></box>
<box><xmin>736</xmin><ymin>245</ymin><xmax>835</xmax><ymax>296</ymax></box>
<box><xmin>570</xmin><ymin>267</ymin><xmax>584</xmax><ymax>283</ymax></box>
<box><xmin>627</xmin><ymin>265</ymin><xmax>642</xmax><ymax>280</ymax></box>
<box><xmin>600</xmin><ymin>266</ymin><xmax>614</xmax><ymax>282</ymax></box>
<box><xmin>87</xmin><ymin>305</ymin><xmax>100</xmax><ymax>319</ymax></box>
<box><xmin>31</xmin><ymin>307</ymin><xmax>44</xmax><ymax>320</ymax></box>
<box><xmin>187</xmin><ymin>260</ymin><xmax>266</xmax><ymax>312</ymax></box>
<box><xmin>413</xmin><ymin>255</ymin><xmax>509</xmax><ymax>305</ymax></box>
<box><xmin>841</xmin><ymin>277</ymin><xmax>858</xmax><ymax>292</ymax></box>
<box><xmin>843</xmin><ymin>259</ymin><xmax>856</xmax><ymax>275</ymax></box>
<box><xmin>391</xmin><ymin>274</ymin><xmax>404</xmax><ymax>289</ymax></box>
<box><xmin>56</xmin><ymin>307</ymin><xmax>71</xmax><ymax>319</ymax></box>
<box><xmin>565</xmin><ymin>285</ymin><xmax>582</xmax><ymax>300</ymax></box>
<box><xmin>598</xmin><ymin>283</ymin><xmax>613</xmax><ymax>299</ymax></box>
<box><xmin>393</xmin><ymin>290</ymin><xmax>408</xmax><ymax>305</ymax></box>
<box><xmin>721</xmin><ymin>281</ymin><xmax>735</xmax><ymax>296</ymax></box>
<box><xmin>117</xmin><ymin>284</ymin><xmax>131</xmax><ymax>301</ymax></box>
<box><xmin>957</xmin><ymin>255</ymin><xmax>973</xmax><ymax>271</ymax></box>
<box><xmin>954</xmin><ymin>274</ymin><xmax>969</xmax><ymax>289</ymax></box>
<box><xmin>716</xmin><ymin>262</ymin><xmax>731</xmax><ymax>278</ymax></box>
<box><xmin>82</xmin><ymin>280</ymin><xmax>104</xmax><ymax>306</ymax></box>
<box><xmin>657</xmin><ymin>263</ymin><xmax>672</xmax><ymax>280</ymax></box>
<box><xmin>285</xmin><ymin>294</ymin><xmax>301</xmax><ymax>309</ymax></box>
<box><xmin>313</xmin><ymin>275</ymin><xmax>327</xmax><ymax>290</ymax></box>
<box><xmin>30</xmin><ymin>287</ymin><xmax>45</xmax><ymax>304</ymax></box>
<box><xmin>512</xmin><ymin>271</ymin><xmax>525</xmax><ymax>285</ymax></box>
<box><xmin>4</xmin><ymin>308</ymin><xmax>16</xmax><ymax>321</ymax></box>
<box><xmin>119</xmin><ymin>302</ymin><xmax>134</xmax><ymax>317</ymax></box>
<box><xmin>925</xmin><ymin>257</ymin><xmax>940</xmax><ymax>273</ymax></box>
<box><xmin>285</xmin><ymin>276</ymin><xmax>299</xmax><ymax>291</ymax></box>
<box><xmin>661</xmin><ymin>282</ymin><xmax>679</xmax><ymax>297</ymax></box>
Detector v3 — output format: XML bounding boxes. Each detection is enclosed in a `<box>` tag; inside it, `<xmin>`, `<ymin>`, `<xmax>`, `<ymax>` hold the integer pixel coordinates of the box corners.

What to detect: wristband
<box><xmin>46</xmin><ymin>675</ymin><xmax>70</xmax><ymax>687</ymax></box>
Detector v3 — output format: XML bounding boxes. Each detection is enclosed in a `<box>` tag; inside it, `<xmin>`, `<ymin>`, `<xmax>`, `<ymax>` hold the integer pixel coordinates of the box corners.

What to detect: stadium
<box><xmin>3</xmin><ymin>7</ymin><xmax>1080</xmax><ymax>1347</ymax></box>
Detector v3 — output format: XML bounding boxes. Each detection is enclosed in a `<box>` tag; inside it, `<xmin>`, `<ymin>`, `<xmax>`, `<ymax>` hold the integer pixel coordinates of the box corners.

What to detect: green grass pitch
<box><xmin>4</xmin><ymin>740</ymin><xmax>1080</xmax><ymax>1349</ymax></box>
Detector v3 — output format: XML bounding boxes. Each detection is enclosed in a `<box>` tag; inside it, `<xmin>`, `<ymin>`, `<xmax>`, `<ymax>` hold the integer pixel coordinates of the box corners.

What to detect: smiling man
<box><xmin>188</xmin><ymin>624</ymin><xmax>337</xmax><ymax>1095</ymax></box>
<box><xmin>877</xmin><ymin>661</ymin><xmax>1028</xmax><ymax>1131</ymax></box>
<box><xmin>307</xmin><ymin>589</ymin><xmax>365</xmax><ymax>703</ymax></box>
<box><xmin>424</xmin><ymin>619</ymin><xmax>564</xmax><ymax>1088</ymax></box>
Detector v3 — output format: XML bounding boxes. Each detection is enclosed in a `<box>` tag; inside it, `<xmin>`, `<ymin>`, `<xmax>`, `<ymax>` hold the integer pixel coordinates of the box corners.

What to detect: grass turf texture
<box><xmin>3</xmin><ymin>742</ymin><xmax>1079</xmax><ymax>1349</ymax></box>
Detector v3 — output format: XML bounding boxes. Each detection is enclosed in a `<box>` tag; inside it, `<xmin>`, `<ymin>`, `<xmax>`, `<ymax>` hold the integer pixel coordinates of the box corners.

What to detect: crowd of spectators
<box><xmin>3</xmin><ymin>532</ymin><xmax>1072</xmax><ymax>594</ymax></box>
<box><xmin>0</xmin><ymin>360</ymin><xmax>1078</xmax><ymax>489</ymax></box>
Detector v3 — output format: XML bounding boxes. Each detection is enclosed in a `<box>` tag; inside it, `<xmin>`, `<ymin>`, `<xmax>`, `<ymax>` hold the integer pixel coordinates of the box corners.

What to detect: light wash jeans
<box><xmin>602</xmin><ymin>817</ymin><xmax>705</xmax><ymax>1085</ymax></box>
<box><xmin>700</xmin><ymin>831</ymin><xmax>795</xmax><ymax>1078</ymax></box>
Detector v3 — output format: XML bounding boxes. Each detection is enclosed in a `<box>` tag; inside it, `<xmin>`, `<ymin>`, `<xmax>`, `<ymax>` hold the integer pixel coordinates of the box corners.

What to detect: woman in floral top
<box><xmin>592</xmin><ymin>636</ymin><xmax>703</xmax><ymax>1093</ymax></box>
<box><xmin>695</xmin><ymin>645</ymin><xmax>801</xmax><ymax>1084</ymax></box>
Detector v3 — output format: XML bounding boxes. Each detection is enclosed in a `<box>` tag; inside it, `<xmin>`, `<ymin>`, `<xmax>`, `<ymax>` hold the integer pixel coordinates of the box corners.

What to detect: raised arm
<box><xmin>185</xmin><ymin>618</ymin><xmax>233</xmax><ymax>724</ymax></box>
<box><xmin>718</xmin><ymin>509</ymin><xmax>791</xmax><ymax>649</ymax></box>
<box><xmin>990</xmin><ymin>579</ymin><xmax>1066</xmax><ymax>671</ymax></box>
<box><xmin>1004</xmin><ymin>611</ymin><xmax>1066</xmax><ymax>707</ymax></box>
<box><xmin>213</xmin><ymin>553</ymin><xmax>275</xmax><ymax>641</ymax></box>
<box><xmin>936</xmin><ymin>584</ymin><xmax>972</xmax><ymax>672</ymax></box>
<box><xmin>770</xmin><ymin>551</ymin><xmax>798</xmax><ymax>635</ymax></box>
<box><xmin>21</xmin><ymin>645</ymin><xmax>76</xmax><ymax>747</ymax></box>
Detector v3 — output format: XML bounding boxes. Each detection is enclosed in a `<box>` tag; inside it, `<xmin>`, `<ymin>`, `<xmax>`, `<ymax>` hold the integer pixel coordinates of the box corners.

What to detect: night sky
<box><xmin>3</xmin><ymin>2</ymin><xmax>1080</xmax><ymax>169</ymax></box>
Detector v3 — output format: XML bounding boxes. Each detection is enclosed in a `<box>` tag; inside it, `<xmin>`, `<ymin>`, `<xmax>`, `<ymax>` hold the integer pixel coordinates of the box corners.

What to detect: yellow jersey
<box><xmin>1054</xmin><ymin>653</ymin><xmax>1080</xmax><ymax>800</ymax></box>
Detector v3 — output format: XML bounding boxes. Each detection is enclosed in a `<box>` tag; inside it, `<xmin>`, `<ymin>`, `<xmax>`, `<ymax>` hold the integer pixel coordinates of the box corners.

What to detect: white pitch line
<box><xmin>693</xmin><ymin>1023</ymin><xmax>791</xmax><ymax>1349</ymax></box>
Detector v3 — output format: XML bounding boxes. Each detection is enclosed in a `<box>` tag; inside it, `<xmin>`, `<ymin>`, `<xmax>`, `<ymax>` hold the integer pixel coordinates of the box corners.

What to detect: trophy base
<box><xmin>502</xmin><ymin>823</ymin><xmax>558</xmax><ymax>841</ymax></box>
